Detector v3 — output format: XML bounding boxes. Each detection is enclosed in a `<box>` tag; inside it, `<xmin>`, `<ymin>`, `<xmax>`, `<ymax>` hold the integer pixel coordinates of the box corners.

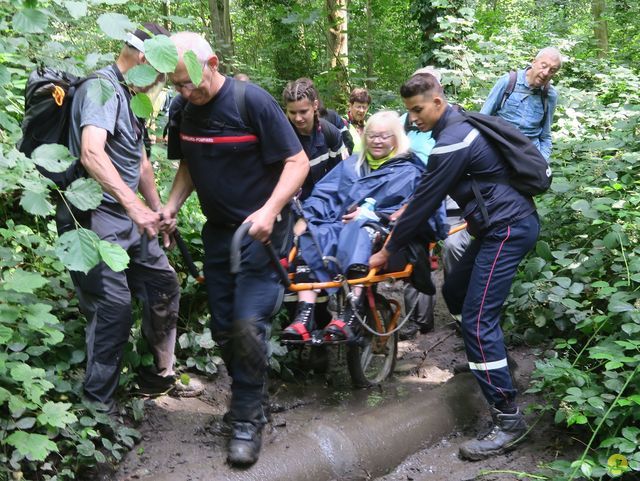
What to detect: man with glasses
<box><xmin>162</xmin><ymin>32</ymin><xmax>308</xmax><ymax>467</ymax></box>
<box><xmin>57</xmin><ymin>23</ymin><xmax>202</xmax><ymax>420</ymax></box>
<box><xmin>481</xmin><ymin>47</ymin><xmax>562</xmax><ymax>162</ymax></box>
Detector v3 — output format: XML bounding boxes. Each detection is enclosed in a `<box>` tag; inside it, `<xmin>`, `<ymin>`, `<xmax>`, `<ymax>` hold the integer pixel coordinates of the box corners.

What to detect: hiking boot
<box><xmin>459</xmin><ymin>407</ymin><xmax>527</xmax><ymax>461</ymax></box>
<box><xmin>282</xmin><ymin>302</ymin><xmax>315</xmax><ymax>342</ymax></box>
<box><xmin>137</xmin><ymin>372</ymin><xmax>204</xmax><ymax>397</ymax></box>
<box><xmin>210</xmin><ymin>411</ymin><xmax>233</xmax><ymax>437</ymax></box>
<box><xmin>227</xmin><ymin>421</ymin><xmax>263</xmax><ymax>467</ymax></box>
<box><xmin>324</xmin><ymin>293</ymin><xmax>363</xmax><ymax>342</ymax></box>
<box><xmin>399</xmin><ymin>321</ymin><xmax>419</xmax><ymax>340</ymax></box>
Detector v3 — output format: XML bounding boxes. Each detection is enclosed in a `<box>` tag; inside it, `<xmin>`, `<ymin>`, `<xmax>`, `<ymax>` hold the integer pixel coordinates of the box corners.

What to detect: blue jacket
<box><xmin>387</xmin><ymin>106</ymin><xmax>536</xmax><ymax>253</ymax></box>
<box><xmin>299</xmin><ymin>152</ymin><xmax>447</xmax><ymax>285</ymax></box>
<box><xmin>480</xmin><ymin>68</ymin><xmax>558</xmax><ymax>161</ymax></box>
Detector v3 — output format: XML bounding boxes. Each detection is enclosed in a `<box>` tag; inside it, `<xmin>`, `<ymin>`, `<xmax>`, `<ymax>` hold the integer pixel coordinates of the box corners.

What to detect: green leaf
<box><xmin>97</xmin><ymin>12</ymin><xmax>134</xmax><ymax>41</ymax></box>
<box><xmin>622</xmin><ymin>323</ymin><xmax>640</xmax><ymax>336</ymax></box>
<box><xmin>2</xmin><ymin>269</ymin><xmax>48</xmax><ymax>293</ymax></box>
<box><xmin>144</xmin><ymin>35</ymin><xmax>178</xmax><ymax>73</ymax></box>
<box><xmin>10</xmin><ymin>363</ymin><xmax>45</xmax><ymax>382</ymax></box>
<box><xmin>24</xmin><ymin>304</ymin><xmax>58</xmax><ymax>329</ymax></box>
<box><xmin>608</xmin><ymin>299</ymin><xmax>635</xmax><ymax>313</ymax></box>
<box><xmin>37</xmin><ymin>401</ymin><xmax>78</xmax><ymax>428</ymax></box>
<box><xmin>0</xmin><ymin>112</ymin><xmax>20</xmax><ymax>134</ymax></box>
<box><xmin>535</xmin><ymin>240</ymin><xmax>553</xmax><ymax>261</ymax></box>
<box><xmin>0</xmin><ymin>65</ymin><xmax>11</xmax><ymax>85</ymax></box>
<box><xmin>65</xmin><ymin>177</ymin><xmax>103</xmax><ymax>211</ymax></box>
<box><xmin>124</xmin><ymin>64</ymin><xmax>159</xmax><ymax>88</ymax></box>
<box><xmin>184</xmin><ymin>50</ymin><xmax>203</xmax><ymax>86</ymax></box>
<box><xmin>561</xmin><ymin>298</ymin><xmax>582</xmax><ymax>309</ymax></box>
<box><xmin>603</xmin><ymin>232</ymin><xmax>620</xmax><ymax>250</ymax></box>
<box><xmin>554</xmin><ymin>277</ymin><xmax>572</xmax><ymax>289</ymax></box>
<box><xmin>0</xmin><ymin>326</ymin><xmax>12</xmax><ymax>344</ymax></box>
<box><xmin>15</xmin><ymin>417</ymin><xmax>37</xmax><ymax>429</ymax></box>
<box><xmin>76</xmin><ymin>439</ymin><xmax>96</xmax><ymax>457</ymax></box>
<box><xmin>587</xmin><ymin>396</ymin><xmax>605</xmax><ymax>410</ymax></box>
<box><xmin>98</xmin><ymin>240</ymin><xmax>129</xmax><ymax>272</ymax></box>
<box><xmin>55</xmin><ymin>228</ymin><xmax>101</xmax><ymax>273</ymax></box>
<box><xmin>130</xmin><ymin>93</ymin><xmax>153</xmax><ymax>118</ymax></box>
<box><xmin>64</xmin><ymin>1</ymin><xmax>87</xmax><ymax>19</ymax></box>
<box><xmin>20</xmin><ymin>190</ymin><xmax>53</xmax><ymax>216</ymax></box>
<box><xmin>31</xmin><ymin>144</ymin><xmax>76</xmax><ymax>174</ymax></box>
<box><xmin>5</xmin><ymin>431</ymin><xmax>58</xmax><ymax>461</ymax></box>
<box><xmin>86</xmin><ymin>78</ymin><xmax>116</xmax><ymax>106</ymax></box>
<box><xmin>43</xmin><ymin>328</ymin><xmax>64</xmax><ymax>346</ymax></box>
<box><xmin>12</xmin><ymin>8</ymin><xmax>49</xmax><ymax>34</ymax></box>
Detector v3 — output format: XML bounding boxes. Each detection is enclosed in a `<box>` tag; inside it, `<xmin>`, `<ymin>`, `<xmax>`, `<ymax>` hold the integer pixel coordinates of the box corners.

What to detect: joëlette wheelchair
<box><xmin>230</xmin><ymin>220</ymin><xmax>466</xmax><ymax>388</ymax></box>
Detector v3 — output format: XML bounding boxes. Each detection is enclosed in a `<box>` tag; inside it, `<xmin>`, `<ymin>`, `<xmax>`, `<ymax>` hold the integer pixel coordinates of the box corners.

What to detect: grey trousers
<box><xmin>66</xmin><ymin>203</ymin><xmax>180</xmax><ymax>406</ymax></box>
<box><xmin>442</xmin><ymin>215</ymin><xmax>471</xmax><ymax>276</ymax></box>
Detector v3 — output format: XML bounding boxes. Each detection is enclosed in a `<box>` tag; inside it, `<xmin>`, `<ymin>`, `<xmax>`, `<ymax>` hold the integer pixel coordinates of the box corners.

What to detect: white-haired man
<box><xmin>162</xmin><ymin>32</ymin><xmax>309</xmax><ymax>467</ymax></box>
<box><xmin>481</xmin><ymin>47</ymin><xmax>562</xmax><ymax>161</ymax></box>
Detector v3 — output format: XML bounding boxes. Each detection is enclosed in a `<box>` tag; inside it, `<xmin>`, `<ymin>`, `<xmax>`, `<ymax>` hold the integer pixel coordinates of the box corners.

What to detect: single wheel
<box><xmin>347</xmin><ymin>293</ymin><xmax>398</xmax><ymax>388</ymax></box>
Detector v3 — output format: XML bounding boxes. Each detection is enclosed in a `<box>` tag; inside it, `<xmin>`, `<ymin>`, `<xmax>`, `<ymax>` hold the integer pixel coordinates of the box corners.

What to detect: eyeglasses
<box><xmin>171</xmin><ymin>64</ymin><xmax>210</xmax><ymax>92</ymax></box>
<box><xmin>366</xmin><ymin>132</ymin><xmax>395</xmax><ymax>141</ymax></box>
<box><xmin>172</xmin><ymin>80</ymin><xmax>197</xmax><ymax>92</ymax></box>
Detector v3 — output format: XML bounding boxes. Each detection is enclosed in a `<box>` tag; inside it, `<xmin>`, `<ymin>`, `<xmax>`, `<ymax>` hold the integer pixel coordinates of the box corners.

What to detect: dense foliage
<box><xmin>0</xmin><ymin>0</ymin><xmax>639</xmax><ymax>480</ymax></box>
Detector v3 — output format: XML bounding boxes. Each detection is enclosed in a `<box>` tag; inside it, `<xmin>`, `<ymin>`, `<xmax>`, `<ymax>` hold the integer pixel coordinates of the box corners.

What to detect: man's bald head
<box><xmin>171</xmin><ymin>32</ymin><xmax>214</xmax><ymax>63</ymax></box>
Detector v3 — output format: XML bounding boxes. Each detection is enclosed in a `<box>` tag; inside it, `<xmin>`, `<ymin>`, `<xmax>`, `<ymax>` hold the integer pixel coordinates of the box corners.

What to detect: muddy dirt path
<box><xmin>103</xmin><ymin>277</ymin><xmax>579</xmax><ymax>481</ymax></box>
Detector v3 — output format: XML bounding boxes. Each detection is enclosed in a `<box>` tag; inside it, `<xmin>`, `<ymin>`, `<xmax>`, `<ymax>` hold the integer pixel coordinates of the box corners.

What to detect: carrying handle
<box><xmin>230</xmin><ymin>222</ymin><xmax>290</xmax><ymax>287</ymax></box>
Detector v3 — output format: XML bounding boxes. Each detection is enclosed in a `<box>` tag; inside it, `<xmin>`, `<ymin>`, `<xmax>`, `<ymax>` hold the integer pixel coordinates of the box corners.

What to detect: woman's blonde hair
<box><xmin>355</xmin><ymin>110</ymin><xmax>410</xmax><ymax>175</ymax></box>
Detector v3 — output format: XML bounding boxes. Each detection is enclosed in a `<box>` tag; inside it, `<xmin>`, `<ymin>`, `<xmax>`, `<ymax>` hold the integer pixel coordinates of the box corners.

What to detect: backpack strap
<box><xmin>318</xmin><ymin>117</ymin><xmax>340</xmax><ymax>149</ymax></box>
<box><xmin>499</xmin><ymin>70</ymin><xmax>518</xmax><ymax>111</ymax></box>
<box><xmin>233</xmin><ymin>78</ymin><xmax>252</xmax><ymax>133</ymax></box>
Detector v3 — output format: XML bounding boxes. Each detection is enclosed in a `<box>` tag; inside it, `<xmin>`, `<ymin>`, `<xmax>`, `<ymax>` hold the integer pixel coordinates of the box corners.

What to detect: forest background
<box><xmin>0</xmin><ymin>0</ymin><xmax>639</xmax><ymax>480</ymax></box>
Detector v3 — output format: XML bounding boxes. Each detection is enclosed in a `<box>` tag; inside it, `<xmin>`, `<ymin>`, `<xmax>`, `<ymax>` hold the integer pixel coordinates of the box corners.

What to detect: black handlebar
<box><xmin>230</xmin><ymin>222</ymin><xmax>290</xmax><ymax>287</ymax></box>
<box><xmin>173</xmin><ymin>230</ymin><xmax>204</xmax><ymax>283</ymax></box>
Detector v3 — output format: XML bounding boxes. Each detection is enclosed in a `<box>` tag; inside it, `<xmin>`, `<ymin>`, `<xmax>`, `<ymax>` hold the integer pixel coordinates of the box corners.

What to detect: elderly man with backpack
<box><xmin>481</xmin><ymin>47</ymin><xmax>562</xmax><ymax>162</ymax></box>
<box><xmin>38</xmin><ymin>23</ymin><xmax>203</xmax><ymax>418</ymax></box>
<box><xmin>370</xmin><ymin>73</ymin><xmax>545</xmax><ymax>460</ymax></box>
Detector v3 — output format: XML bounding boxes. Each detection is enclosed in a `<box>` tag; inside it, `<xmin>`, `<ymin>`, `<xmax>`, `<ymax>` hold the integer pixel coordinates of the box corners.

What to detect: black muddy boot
<box><xmin>459</xmin><ymin>406</ymin><xmax>527</xmax><ymax>461</ymax></box>
<box><xmin>228</xmin><ymin>421</ymin><xmax>263</xmax><ymax>467</ymax></box>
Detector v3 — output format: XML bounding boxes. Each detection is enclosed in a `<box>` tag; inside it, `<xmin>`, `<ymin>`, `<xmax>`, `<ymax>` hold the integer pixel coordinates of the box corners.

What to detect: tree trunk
<box><xmin>326</xmin><ymin>0</ymin><xmax>349</xmax><ymax>102</ymax></box>
<box><xmin>364</xmin><ymin>0</ymin><xmax>374</xmax><ymax>89</ymax></box>
<box><xmin>591</xmin><ymin>0</ymin><xmax>608</xmax><ymax>57</ymax></box>
<box><xmin>208</xmin><ymin>0</ymin><xmax>235</xmax><ymax>72</ymax></box>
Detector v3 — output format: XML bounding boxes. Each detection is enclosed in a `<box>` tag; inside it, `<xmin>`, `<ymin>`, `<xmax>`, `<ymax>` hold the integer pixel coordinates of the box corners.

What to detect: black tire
<box><xmin>346</xmin><ymin>294</ymin><xmax>398</xmax><ymax>388</ymax></box>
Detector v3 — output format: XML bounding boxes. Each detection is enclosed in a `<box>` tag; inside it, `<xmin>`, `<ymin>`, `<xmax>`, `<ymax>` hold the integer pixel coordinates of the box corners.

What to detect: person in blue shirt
<box><xmin>481</xmin><ymin>47</ymin><xmax>562</xmax><ymax>162</ymax></box>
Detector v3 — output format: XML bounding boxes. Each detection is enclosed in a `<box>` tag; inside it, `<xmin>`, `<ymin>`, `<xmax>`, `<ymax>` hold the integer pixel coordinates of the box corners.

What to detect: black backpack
<box><xmin>458</xmin><ymin>109</ymin><xmax>552</xmax><ymax>195</ymax></box>
<box><xmin>455</xmin><ymin>109</ymin><xmax>552</xmax><ymax>227</ymax></box>
<box><xmin>18</xmin><ymin>66</ymin><xmax>120</xmax><ymax>188</ymax></box>
<box><xmin>317</xmin><ymin>117</ymin><xmax>341</xmax><ymax>150</ymax></box>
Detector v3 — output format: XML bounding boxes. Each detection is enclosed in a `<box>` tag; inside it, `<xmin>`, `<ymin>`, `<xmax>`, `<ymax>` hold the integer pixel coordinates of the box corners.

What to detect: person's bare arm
<box><xmin>245</xmin><ymin>149</ymin><xmax>309</xmax><ymax>242</ymax></box>
<box><xmin>80</xmin><ymin>125</ymin><xmax>159</xmax><ymax>236</ymax></box>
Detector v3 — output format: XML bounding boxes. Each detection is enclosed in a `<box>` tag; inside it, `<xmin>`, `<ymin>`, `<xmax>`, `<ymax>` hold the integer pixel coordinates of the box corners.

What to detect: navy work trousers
<box><xmin>201</xmin><ymin>219</ymin><xmax>288</xmax><ymax>423</ymax></box>
<box><xmin>442</xmin><ymin>213</ymin><xmax>539</xmax><ymax>406</ymax></box>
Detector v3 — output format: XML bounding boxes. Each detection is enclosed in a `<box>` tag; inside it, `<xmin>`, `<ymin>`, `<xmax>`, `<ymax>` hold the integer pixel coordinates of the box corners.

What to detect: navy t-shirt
<box><xmin>168</xmin><ymin>78</ymin><xmax>303</xmax><ymax>224</ymax></box>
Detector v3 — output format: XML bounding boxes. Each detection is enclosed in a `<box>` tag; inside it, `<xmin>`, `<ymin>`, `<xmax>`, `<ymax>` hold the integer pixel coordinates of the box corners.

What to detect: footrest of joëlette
<box><xmin>280</xmin><ymin>329</ymin><xmax>362</xmax><ymax>347</ymax></box>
